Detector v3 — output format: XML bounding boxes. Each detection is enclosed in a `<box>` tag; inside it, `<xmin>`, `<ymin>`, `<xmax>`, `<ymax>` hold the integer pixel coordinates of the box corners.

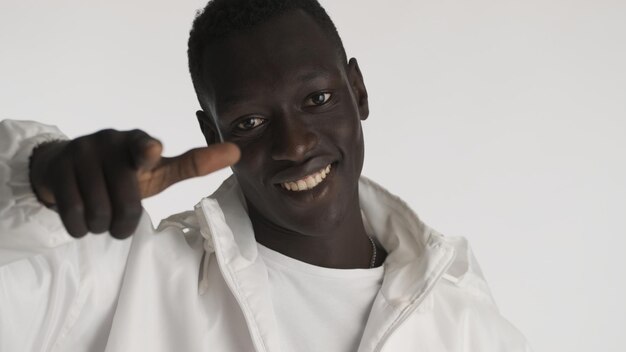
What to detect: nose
<box><xmin>270</xmin><ymin>113</ymin><xmax>318</xmax><ymax>162</ymax></box>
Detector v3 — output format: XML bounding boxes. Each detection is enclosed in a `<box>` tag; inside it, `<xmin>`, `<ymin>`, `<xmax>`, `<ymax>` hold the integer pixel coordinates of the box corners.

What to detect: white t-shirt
<box><xmin>257</xmin><ymin>243</ymin><xmax>385</xmax><ymax>352</ymax></box>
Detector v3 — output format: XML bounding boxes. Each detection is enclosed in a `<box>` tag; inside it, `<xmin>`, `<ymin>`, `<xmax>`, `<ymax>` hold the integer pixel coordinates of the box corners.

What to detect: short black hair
<box><xmin>187</xmin><ymin>0</ymin><xmax>347</xmax><ymax>100</ymax></box>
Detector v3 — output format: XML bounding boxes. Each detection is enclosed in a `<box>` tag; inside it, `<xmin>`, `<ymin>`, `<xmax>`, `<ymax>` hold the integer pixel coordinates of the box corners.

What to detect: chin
<box><xmin>275</xmin><ymin>180</ymin><xmax>359</xmax><ymax>237</ymax></box>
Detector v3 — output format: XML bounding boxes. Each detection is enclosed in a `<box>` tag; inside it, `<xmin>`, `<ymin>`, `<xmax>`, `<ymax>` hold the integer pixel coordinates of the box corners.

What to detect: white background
<box><xmin>1</xmin><ymin>0</ymin><xmax>625</xmax><ymax>350</ymax></box>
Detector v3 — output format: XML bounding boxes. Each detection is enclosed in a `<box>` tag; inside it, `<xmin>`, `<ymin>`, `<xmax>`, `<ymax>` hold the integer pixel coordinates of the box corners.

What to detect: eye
<box><xmin>235</xmin><ymin>117</ymin><xmax>266</xmax><ymax>131</ymax></box>
<box><xmin>305</xmin><ymin>92</ymin><xmax>332</xmax><ymax>107</ymax></box>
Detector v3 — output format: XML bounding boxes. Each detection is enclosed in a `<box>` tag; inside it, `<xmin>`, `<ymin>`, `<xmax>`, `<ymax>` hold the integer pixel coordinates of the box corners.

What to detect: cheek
<box><xmin>331</xmin><ymin>113</ymin><xmax>364</xmax><ymax>155</ymax></box>
<box><xmin>231</xmin><ymin>146</ymin><xmax>267</xmax><ymax>188</ymax></box>
<box><xmin>333</xmin><ymin>116</ymin><xmax>364</xmax><ymax>174</ymax></box>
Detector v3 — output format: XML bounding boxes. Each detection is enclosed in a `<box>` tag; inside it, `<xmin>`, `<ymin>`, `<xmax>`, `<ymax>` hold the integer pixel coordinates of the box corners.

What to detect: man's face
<box><xmin>197</xmin><ymin>10</ymin><xmax>369</xmax><ymax>236</ymax></box>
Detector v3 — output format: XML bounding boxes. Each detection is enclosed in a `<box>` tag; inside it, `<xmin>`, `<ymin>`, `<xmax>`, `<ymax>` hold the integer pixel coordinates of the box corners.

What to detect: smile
<box><xmin>279</xmin><ymin>164</ymin><xmax>332</xmax><ymax>191</ymax></box>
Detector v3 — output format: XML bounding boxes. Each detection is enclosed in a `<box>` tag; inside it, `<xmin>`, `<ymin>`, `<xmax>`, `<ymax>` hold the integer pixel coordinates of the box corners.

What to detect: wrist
<box><xmin>28</xmin><ymin>140</ymin><xmax>66</xmax><ymax>207</ymax></box>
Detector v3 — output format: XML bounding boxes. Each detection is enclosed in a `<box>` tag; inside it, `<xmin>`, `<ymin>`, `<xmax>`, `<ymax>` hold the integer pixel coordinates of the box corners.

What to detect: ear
<box><xmin>196</xmin><ymin>110</ymin><xmax>219</xmax><ymax>145</ymax></box>
<box><xmin>347</xmin><ymin>58</ymin><xmax>369</xmax><ymax>121</ymax></box>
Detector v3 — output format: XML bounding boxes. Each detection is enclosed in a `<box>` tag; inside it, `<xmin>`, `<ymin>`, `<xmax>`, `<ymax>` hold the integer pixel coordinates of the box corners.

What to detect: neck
<box><xmin>249</xmin><ymin>199</ymin><xmax>383</xmax><ymax>269</ymax></box>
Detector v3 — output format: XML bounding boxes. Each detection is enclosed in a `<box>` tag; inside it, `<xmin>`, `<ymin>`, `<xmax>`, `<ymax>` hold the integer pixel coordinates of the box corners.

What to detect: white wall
<box><xmin>1</xmin><ymin>0</ymin><xmax>624</xmax><ymax>350</ymax></box>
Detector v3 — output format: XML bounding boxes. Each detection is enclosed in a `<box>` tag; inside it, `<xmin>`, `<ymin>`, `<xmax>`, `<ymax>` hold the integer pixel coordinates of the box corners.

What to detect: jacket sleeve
<box><xmin>0</xmin><ymin>119</ymin><xmax>74</xmax><ymax>266</ymax></box>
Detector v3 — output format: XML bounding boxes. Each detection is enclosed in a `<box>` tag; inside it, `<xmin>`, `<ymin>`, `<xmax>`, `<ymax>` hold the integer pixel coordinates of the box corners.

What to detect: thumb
<box><xmin>137</xmin><ymin>139</ymin><xmax>163</xmax><ymax>170</ymax></box>
<box><xmin>159</xmin><ymin>142</ymin><xmax>240</xmax><ymax>186</ymax></box>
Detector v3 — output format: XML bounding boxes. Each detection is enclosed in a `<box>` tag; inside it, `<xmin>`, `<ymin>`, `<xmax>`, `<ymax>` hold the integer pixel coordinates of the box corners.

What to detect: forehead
<box><xmin>200</xmin><ymin>10</ymin><xmax>344</xmax><ymax>109</ymax></box>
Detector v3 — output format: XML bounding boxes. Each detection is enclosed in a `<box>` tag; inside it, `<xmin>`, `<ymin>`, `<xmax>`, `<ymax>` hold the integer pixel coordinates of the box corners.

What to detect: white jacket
<box><xmin>0</xmin><ymin>119</ymin><xmax>531</xmax><ymax>351</ymax></box>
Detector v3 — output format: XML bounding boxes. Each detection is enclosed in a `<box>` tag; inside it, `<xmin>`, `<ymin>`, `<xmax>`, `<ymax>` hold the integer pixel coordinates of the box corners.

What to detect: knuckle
<box><xmin>68</xmin><ymin>229</ymin><xmax>88</xmax><ymax>238</ymax></box>
<box><xmin>109</xmin><ymin>229</ymin><xmax>131</xmax><ymax>239</ymax></box>
<box><xmin>115</xmin><ymin>203</ymin><xmax>142</xmax><ymax>224</ymax></box>
<box><xmin>87</xmin><ymin>206</ymin><xmax>112</xmax><ymax>221</ymax></box>
<box><xmin>126</xmin><ymin>129</ymin><xmax>152</xmax><ymax>149</ymax></box>
<box><xmin>61</xmin><ymin>217</ymin><xmax>87</xmax><ymax>238</ymax></box>
<box><xmin>60</xmin><ymin>202</ymin><xmax>85</xmax><ymax>218</ymax></box>
<box><xmin>110</xmin><ymin>204</ymin><xmax>142</xmax><ymax>239</ymax></box>
<box><xmin>68</xmin><ymin>138</ymin><xmax>92</xmax><ymax>158</ymax></box>
<box><xmin>94</xmin><ymin>129</ymin><xmax>120</xmax><ymax>143</ymax></box>
<box><xmin>86</xmin><ymin>208</ymin><xmax>112</xmax><ymax>233</ymax></box>
<box><xmin>125</xmin><ymin>129</ymin><xmax>147</xmax><ymax>142</ymax></box>
<box><xmin>95</xmin><ymin>128</ymin><xmax>117</xmax><ymax>137</ymax></box>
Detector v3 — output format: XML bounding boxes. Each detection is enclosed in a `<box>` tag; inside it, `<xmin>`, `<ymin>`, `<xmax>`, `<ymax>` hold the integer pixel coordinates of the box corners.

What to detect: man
<box><xmin>0</xmin><ymin>0</ymin><xmax>531</xmax><ymax>351</ymax></box>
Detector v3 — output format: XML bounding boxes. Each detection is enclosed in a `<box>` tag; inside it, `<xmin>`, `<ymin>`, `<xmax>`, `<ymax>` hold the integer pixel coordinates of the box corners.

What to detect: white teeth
<box><xmin>280</xmin><ymin>164</ymin><xmax>332</xmax><ymax>192</ymax></box>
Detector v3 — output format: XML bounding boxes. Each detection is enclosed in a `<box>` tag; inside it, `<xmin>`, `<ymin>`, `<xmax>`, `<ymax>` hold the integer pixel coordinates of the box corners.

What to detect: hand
<box><xmin>29</xmin><ymin>129</ymin><xmax>240</xmax><ymax>239</ymax></box>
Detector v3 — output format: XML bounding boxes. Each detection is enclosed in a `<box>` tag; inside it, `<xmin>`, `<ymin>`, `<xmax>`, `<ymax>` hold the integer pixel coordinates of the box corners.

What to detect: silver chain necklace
<box><xmin>367</xmin><ymin>235</ymin><xmax>377</xmax><ymax>268</ymax></box>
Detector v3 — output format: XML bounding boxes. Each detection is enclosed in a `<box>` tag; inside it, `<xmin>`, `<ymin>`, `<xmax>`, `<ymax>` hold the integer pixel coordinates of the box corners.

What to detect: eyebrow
<box><xmin>217</xmin><ymin>69</ymin><xmax>332</xmax><ymax>113</ymax></box>
<box><xmin>295</xmin><ymin>69</ymin><xmax>331</xmax><ymax>83</ymax></box>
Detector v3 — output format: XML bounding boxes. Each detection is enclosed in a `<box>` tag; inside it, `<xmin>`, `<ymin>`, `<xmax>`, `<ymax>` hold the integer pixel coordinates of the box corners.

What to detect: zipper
<box><xmin>372</xmin><ymin>244</ymin><xmax>456</xmax><ymax>352</ymax></box>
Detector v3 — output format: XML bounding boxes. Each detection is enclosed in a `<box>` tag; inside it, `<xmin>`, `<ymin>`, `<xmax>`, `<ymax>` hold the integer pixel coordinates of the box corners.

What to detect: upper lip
<box><xmin>270</xmin><ymin>157</ymin><xmax>335</xmax><ymax>184</ymax></box>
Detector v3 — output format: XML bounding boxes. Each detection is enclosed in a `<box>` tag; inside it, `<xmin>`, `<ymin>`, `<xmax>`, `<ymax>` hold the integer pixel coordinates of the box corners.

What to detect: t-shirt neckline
<box><xmin>257</xmin><ymin>242</ymin><xmax>385</xmax><ymax>280</ymax></box>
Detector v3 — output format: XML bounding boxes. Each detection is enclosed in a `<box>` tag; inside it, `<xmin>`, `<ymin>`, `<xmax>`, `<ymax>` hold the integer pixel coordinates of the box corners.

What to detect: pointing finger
<box><xmin>188</xmin><ymin>142</ymin><xmax>241</xmax><ymax>176</ymax></box>
<box><xmin>160</xmin><ymin>142</ymin><xmax>240</xmax><ymax>187</ymax></box>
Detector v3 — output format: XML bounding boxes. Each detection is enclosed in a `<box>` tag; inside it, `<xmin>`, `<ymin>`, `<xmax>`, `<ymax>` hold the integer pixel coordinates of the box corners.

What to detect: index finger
<box><xmin>161</xmin><ymin>142</ymin><xmax>241</xmax><ymax>184</ymax></box>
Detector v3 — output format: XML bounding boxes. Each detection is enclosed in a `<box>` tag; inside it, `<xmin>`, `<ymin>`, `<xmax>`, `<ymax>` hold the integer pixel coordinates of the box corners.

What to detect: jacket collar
<box><xmin>193</xmin><ymin>175</ymin><xmax>457</xmax><ymax>352</ymax></box>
